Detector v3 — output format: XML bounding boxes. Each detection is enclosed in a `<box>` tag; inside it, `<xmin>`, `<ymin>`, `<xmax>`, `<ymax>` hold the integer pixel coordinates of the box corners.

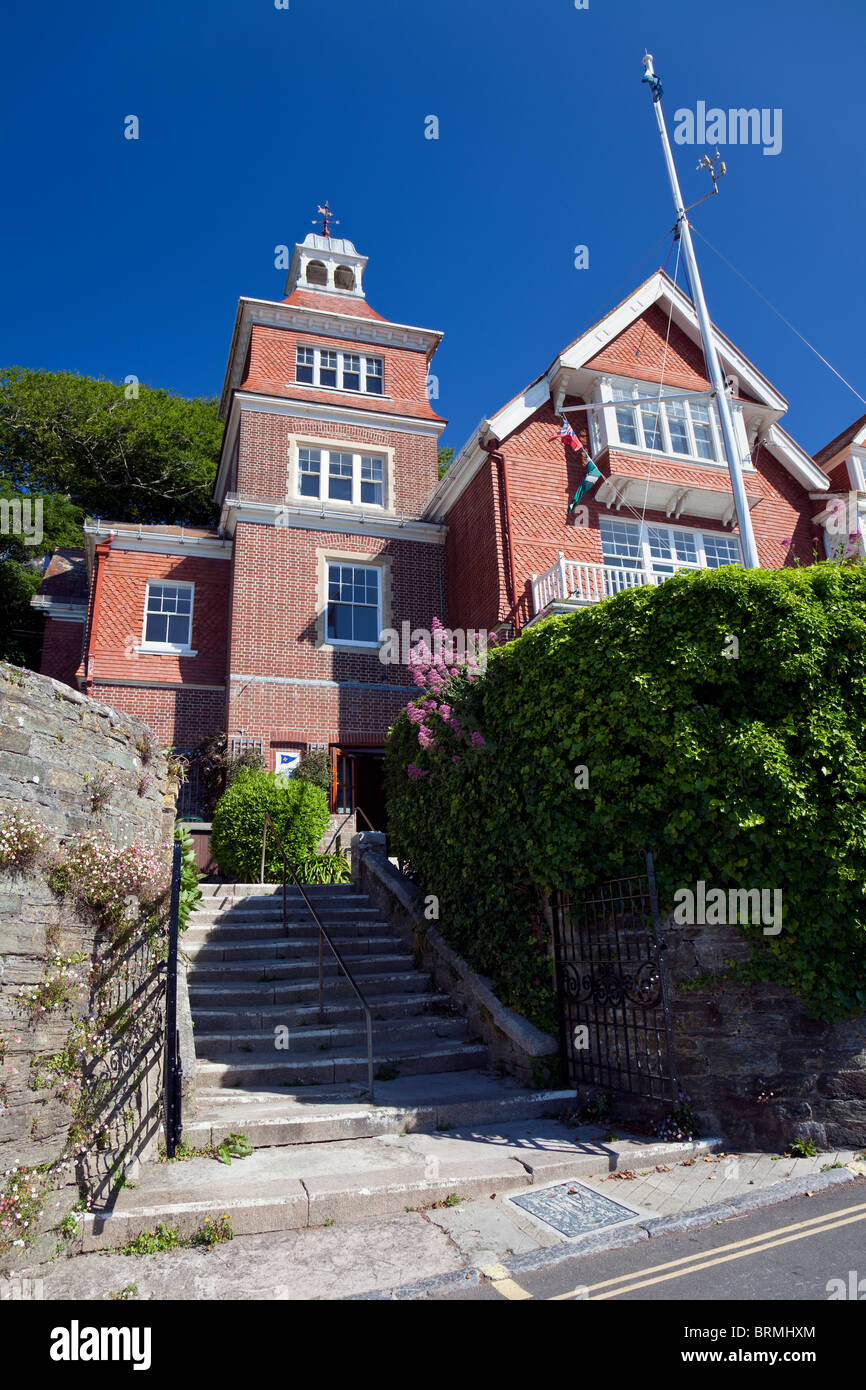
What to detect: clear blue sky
<box><xmin>2</xmin><ymin>0</ymin><xmax>864</xmax><ymax>465</ymax></box>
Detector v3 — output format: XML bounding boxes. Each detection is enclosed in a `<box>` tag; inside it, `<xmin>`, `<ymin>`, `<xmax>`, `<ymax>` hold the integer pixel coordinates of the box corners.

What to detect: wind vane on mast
<box><xmin>313</xmin><ymin>201</ymin><xmax>339</xmax><ymax>237</ymax></box>
<box><xmin>640</xmin><ymin>51</ymin><xmax>760</xmax><ymax>569</ymax></box>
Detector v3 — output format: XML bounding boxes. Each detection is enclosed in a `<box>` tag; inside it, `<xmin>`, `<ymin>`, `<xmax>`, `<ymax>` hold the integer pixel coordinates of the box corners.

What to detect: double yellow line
<box><xmin>481</xmin><ymin>1197</ymin><xmax>866</xmax><ymax>1301</ymax></box>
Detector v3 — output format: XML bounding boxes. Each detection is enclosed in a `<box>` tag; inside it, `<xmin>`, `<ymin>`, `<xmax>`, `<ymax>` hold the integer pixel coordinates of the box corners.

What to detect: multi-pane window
<box><xmin>326</xmin><ymin>564</ymin><xmax>381</xmax><ymax>645</ymax></box>
<box><xmin>296</xmin><ymin>346</ymin><xmax>315</xmax><ymax>384</ymax></box>
<box><xmin>365</xmin><ymin>357</ymin><xmax>384</xmax><ymax>395</ymax></box>
<box><xmin>328</xmin><ymin>452</ymin><xmax>354</xmax><ymax>502</ymax></box>
<box><xmin>609</xmin><ymin>383</ymin><xmax>722</xmax><ymax>463</ymax></box>
<box><xmin>319</xmin><ymin>350</ymin><xmax>338</xmax><ymax>388</ymax></box>
<box><xmin>295</xmin><ymin>346</ymin><xmax>385</xmax><ymax>395</ymax></box>
<box><xmin>600</xmin><ymin>517</ymin><xmax>742</xmax><ymax>581</ymax></box>
<box><xmin>143</xmin><ymin>582</ymin><xmax>193</xmax><ymax>649</ymax></box>
<box><xmin>343</xmin><ymin>353</ymin><xmax>361</xmax><ymax>391</ymax></box>
<box><xmin>298</xmin><ymin>447</ymin><xmax>321</xmax><ymax>497</ymax></box>
<box><xmin>702</xmin><ymin>533</ymin><xmax>742</xmax><ymax>568</ymax></box>
<box><xmin>295</xmin><ymin>447</ymin><xmax>387</xmax><ymax>508</ymax></box>
<box><xmin>360</xmin><ymin>456</ymin><xmax>384</xmax><ymax>505</ymax></box>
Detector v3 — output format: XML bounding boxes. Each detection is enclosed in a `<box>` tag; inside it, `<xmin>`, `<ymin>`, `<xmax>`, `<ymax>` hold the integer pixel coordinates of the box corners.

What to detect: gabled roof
<box><xmin>814</xmin><ymin>413</ymin><xmax>866</xmax><ymax>468</ymax></box>
<box><xmin>38</xmin><ymin>548</ymin><xmax>88</xmax><ymax>602</ymax></box>
<box><xmin>426</xmin><ymin>269</ymin><xmax>828</xmax><ymax>519</ymax></box>
<box><xmin>486</xmin><ymin>269</ymin><xmax>787</xmax><ymax>441</ymax></box>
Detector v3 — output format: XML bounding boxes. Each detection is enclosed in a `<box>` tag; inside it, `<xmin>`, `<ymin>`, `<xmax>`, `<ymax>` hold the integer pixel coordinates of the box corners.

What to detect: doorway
<box><xmin>330</xmin><ymin>747</ymin><xmax>387</xmax><ymax>830</ymax></box>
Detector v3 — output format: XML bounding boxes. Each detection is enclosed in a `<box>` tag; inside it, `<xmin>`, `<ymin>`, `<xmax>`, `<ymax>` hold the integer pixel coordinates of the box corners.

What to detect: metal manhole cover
<box><xmin>505</xmin><ymin>1181</ymin><xmax>645</xmax><ymax>1239</ymax></box>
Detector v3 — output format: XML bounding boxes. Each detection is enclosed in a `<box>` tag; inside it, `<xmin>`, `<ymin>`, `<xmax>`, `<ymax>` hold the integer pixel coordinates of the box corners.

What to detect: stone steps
<box><xmin>187</xmin><ymin>970</ymin><xmax>434</xmax><ymax>1009</ymax></box>
<box><xmin>195</xmin><ymin>1040</ymin><xmax>488</xmax><ymax>1090</ymax></box>
<box><xmin>190</xmin><ymin>990</ymin><xmax>452</xmax><ymax>1032</ymax></box>
<box><xmin>194</xmin><ymin>1014</ymin><xmax>468</xmax><ymax>1058</ymax></box>
<box><xmin>80</xmin><ymin>1115</ymin><xmax>721</xmax><ymax>1250</ymax></box>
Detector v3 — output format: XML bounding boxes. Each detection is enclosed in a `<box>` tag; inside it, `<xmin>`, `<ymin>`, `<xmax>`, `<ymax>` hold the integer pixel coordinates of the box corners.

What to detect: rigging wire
<box><xmin>691</xmin><ymin>223</ymin><xmax>866</xmax><ymax>410</ymax></box>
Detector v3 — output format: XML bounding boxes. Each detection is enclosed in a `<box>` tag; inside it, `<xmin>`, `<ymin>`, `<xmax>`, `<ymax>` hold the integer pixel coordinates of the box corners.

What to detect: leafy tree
<box><xmin>0</xmin><ymin>367</ymin><xmax>223</xmax><ymax>526</ymax></box>
<box><xmin>437</xmin><ymin>445</ymin><xmax>454</xmax><ymax>479</ymax></box>
<box><xmin>0</xmin><ymin>481</ymin><xmax>84</xmax><ymax>666</ymax></box>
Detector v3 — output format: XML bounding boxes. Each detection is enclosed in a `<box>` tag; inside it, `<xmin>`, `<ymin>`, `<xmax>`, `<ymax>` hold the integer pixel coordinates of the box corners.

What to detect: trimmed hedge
<box><xmin>211</xmin><ymin>769</ymin><xmax>330</xmax><ymax>881</ymax></box>
<box><xmin>386</xmin><ymin>564</ymin><xmax>866</xmax><ymax>1029</ymax></box>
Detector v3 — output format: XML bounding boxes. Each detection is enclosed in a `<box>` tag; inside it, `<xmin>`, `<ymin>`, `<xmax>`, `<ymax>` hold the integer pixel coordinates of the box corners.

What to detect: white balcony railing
<box><xmin>531</xmin><ymin>554</ymin><xmax>655</xmax><ymax>615</ymax></box>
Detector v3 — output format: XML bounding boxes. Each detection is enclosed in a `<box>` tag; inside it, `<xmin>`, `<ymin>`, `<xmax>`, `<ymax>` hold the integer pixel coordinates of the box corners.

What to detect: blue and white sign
<box><xmin>274</xmin><ymin>750</ymin><xmax>301</xmax><ymax>779</ymax></box>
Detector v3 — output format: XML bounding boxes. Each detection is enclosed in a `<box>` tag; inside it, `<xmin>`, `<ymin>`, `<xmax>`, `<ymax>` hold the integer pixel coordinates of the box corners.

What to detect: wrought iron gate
<box><xmin>163</xmin><ymin>840</ymin><xmax>183</xmax><ymax>1158</ymax></box>
<box><xmin>552</xmin><ymin>852</ymin><xmax>678</xmax><ymax>1104</ymax></box>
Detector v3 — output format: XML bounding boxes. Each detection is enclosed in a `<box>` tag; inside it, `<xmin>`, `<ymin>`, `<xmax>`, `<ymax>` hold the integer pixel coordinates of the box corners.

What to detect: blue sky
<box><xmin>2</xmin><ymin>0</ymin><xmax>864</xmax><ymax>467</ymax></box>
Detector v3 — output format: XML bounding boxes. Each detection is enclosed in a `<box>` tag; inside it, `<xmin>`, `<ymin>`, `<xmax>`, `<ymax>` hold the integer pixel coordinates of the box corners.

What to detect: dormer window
<box><xmin>295</xmin><ymin>346</ymin><xmax>385</xmax><ymax>396</ymax></box>
<box><xmin>610</xmin><ymin>382</ymin><xmax>722</xmax><ymax>463</ymax></box>
<box><xmin>306</xmin><ymin>260</ymin><xmax>328</xmax><ymax>286</ymax></box>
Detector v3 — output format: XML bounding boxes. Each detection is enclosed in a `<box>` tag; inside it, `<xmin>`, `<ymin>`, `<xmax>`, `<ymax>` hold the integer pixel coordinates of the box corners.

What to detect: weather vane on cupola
<box><xmin>313</xmin><ymin>201</ymin><xmax>339</xmax><ymax>237</ymax></box>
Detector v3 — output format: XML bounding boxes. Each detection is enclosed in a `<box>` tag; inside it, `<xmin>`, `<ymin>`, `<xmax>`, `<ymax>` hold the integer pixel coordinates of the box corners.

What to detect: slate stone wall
<box><xmin>0</xmin><ymin>663</ymin><xmax>175</xmax><ymax>1268</ymax></box>
<box><xmin>662</xmin><ymin>918</ymin><xmax>866</xmax><ymax>1151</ymax></box>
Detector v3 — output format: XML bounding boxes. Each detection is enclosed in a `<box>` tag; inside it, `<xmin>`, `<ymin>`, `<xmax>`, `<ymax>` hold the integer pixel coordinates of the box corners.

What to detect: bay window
<box><xmin>609</xmin><ymin>382</ymin><xmax>723</xmax><ymax>463</ymax></box>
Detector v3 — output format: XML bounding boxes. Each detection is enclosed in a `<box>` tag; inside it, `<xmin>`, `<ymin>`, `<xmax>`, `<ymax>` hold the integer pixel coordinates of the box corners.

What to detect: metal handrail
<box><xmin>259</xmin><ymin>812</ymin><xmax>374</xmax><ymax>1099</ymax></box>
<box><xmin>323</xmin><ymin>804</ymin><xmax>376</xmax><ymax>854</ymax></box>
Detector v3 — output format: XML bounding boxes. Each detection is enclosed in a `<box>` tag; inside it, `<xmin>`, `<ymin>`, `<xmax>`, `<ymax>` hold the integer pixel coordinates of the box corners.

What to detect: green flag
<box><xmin>569</xmin><ymin>457</ymin><xmax>603</xmax><ymax>512</ymax></box>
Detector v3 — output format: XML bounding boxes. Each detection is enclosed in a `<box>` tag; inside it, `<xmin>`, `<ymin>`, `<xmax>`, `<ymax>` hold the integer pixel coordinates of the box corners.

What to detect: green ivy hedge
<box><xmin>211</xmin><ymin>769</ymin><xmax>330</xmax><ymax>881</ymax></box>
<box><xmin>386</xmin><ymin>564</ymin><xmax>866</xmax><ymax>1029</ymax></box>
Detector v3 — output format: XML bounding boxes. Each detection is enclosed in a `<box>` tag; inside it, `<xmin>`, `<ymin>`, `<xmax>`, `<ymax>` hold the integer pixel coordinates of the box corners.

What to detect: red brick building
<box><xmin>423</xmin><ymin>271</ymin><xmax>831</xmax><ymax>634</ymax></box>
<box><xmin>35</xmin><ymin>256</ymin><xmax>837</xmax><ymax>822</ymax></box>
<box><xmin>36</xmin><ymin>231</ymin><xmax>448</xmax><ymax>823</ymax></box>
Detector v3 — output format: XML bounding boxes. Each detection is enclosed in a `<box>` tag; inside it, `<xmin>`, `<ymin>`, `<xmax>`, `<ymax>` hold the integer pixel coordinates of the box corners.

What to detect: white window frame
<box><xmin>605</xmin><ymin>379</ymin><xmax>735</xmax><ymax>467</ymax></box>
<box><xmin>293</xmin><ymin>443</ymin><xmax>389</xmax><ymax>509</ymax></box>
<box><xmin>294</xmin><ymin>345</ymin><xmax>386</xmax><ymax>396</ymax></box>
<box><xmin>600</xmin><ymin>517</ymin><xmax>742</xmax><ymax>580</ymax></box>
<box><xmin>325</xmin><ymin>561</ymin><xmax>382</xmax><ymax>649</ymax></box>
<box><xmin>139</xmin><ymin>580</ymin><xmax>196</xmax><ymax>655</ymax></box>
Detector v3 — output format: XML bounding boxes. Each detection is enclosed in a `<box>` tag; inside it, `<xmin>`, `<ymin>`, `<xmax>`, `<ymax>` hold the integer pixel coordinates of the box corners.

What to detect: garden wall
<box><xmin>662</xmin><ymin>915</ymin><xmax>866</xmax><ymax>1151</ymax></box>
<box><xmin>0</xmin><ymin>662</ymin><xmax>175</xmax><ymax>1268</ymax></box>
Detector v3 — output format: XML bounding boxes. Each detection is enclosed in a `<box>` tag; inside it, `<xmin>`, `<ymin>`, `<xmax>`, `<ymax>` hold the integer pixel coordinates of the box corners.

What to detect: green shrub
<box><xmin>297</xmin><ymin>850</ymin><xmax>352</xmax><ymax>884</ymax></box>
<box><xmin>210</xmin><ymin>769</ymin><xmax>330</xmax><ymax>881</ymax></box>
<box><xmin>386</xmin><ymin>564</ymin><xmax>866</xmax><ymax>1027</ymax></box>
<box><xmin>294</xmin><ymin>748</ymin><xmax>331</xmax><ymax>796</ymax></box>
<box><xmin>174</xmin><ymin>821</ymin><xmax>202</xmax><ymax>932</ymax></box>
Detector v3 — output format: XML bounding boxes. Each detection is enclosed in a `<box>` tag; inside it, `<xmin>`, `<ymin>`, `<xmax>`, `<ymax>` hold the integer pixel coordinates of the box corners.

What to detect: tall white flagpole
<box><xmin>641</xmin><ymin>52</ymin><xmax>760</xmax><ymax>569</ymax></box>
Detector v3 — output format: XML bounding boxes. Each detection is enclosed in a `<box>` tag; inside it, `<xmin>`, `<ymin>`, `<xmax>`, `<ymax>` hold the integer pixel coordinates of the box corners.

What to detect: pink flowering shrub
<box><xmin>53</xmin><ymin>836</ymin><xmax>171</xmax><ymax>932</ymax></box>
<box><xmin>0</xmin><ymin>1166</ymin><xmax>48</xmax><ymax>1253</ymax></box>
<box><xmin>0</xmin><ymin>808</ymin><xmax>50</xmax><ymax>871</ymax></box>
<box><xmin>403</xmin><ymin>618</ymin><xmax>492</xmax><ymax>777</ymax></box>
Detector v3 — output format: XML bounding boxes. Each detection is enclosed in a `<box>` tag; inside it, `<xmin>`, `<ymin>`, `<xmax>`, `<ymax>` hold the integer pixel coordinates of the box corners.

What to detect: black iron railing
<box><xmin>164</xmin><ymin>840</ymin><xmax>184</xmax><ymax>1157</ymax></box>
<box><xmin>551</xmin><ymin>850</ymin><xmax>678</xmax><ymax>1104</ymax></box>
<box><xmin>260</xmin><ymin>812</ymin><xmax>374</xmax><ymax>1099</ymax></box>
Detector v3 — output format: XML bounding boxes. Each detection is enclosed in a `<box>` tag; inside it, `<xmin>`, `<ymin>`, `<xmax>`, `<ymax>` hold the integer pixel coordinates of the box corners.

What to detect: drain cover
<box><xmin>506</xmin><ymin>1181</ymin><xmax>644</xmax><ymax>1239</ymax></box>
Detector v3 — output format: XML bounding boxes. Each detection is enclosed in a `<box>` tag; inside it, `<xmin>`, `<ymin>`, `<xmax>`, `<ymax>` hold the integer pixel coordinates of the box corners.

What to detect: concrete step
<box><xmin>194</xmin><ymin>1040</ymin><xmax>488</xmax><ymax>1089</ymax></box>
<box><xmin>187</xmin><ymin>970</ymin><xmax>433</xmax><ymax>1009</ymax></box>
<box><xmin>186</xmin><ymin>937</ymin><xmax>404</xmax><ymax>972</ymax></box>
<box><xmin>184</xmin><ymin>925</ymin><xmax>398</xmax><ymax>956</ymax></box>
<box><xmin>199</xmin><ymin>883</ymin><xmax>363</xmax><ymax>899</ymax></box>
<box><xmin>194</xmin><ymin>1015</ymin><xmax>469</xmax><ymax>1058</ymax></box>
<box><xmin>186</xmin><ymin>915</ymin><xmax>387</xmax><ymax>943</ymax></box>
<box><xmin>187</xmin><ymin>953</ymin><xmax>416</xmax><ymax>990</ymax></box>
<box><xmin>193</xmin><ymin>904</ymin><xmax>375</xmax><ymax>922</ymax></box>
<box><xmin>189</xmin><ymin>991</ymin><xmax>453</xmax><ymax>1032</ymax></box>
<box><xmin>79</xmin><ymin>1113</ymin><xmax>722</xmax><ymax>1249</ymax></box>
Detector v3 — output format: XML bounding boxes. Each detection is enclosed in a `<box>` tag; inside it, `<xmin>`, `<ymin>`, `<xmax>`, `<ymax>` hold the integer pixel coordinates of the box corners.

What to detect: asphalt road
<box><xmin>438</xmin><ymin>1177</ymin><xmax>866</xmax><ymax>1303</ymax></box>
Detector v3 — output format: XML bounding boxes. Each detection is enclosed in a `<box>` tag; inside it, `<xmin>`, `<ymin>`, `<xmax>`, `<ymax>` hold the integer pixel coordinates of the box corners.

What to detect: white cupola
<box><xmin>284</xmin><ymin>232</ymin><xmax>368</xmax><ymax>300</ymax></box>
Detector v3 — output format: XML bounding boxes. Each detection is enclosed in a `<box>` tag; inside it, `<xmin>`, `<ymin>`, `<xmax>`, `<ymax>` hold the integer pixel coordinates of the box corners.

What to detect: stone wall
<box><xmin>0</xmin><ymin>663</ymin><xmax>175</xmax><ymax>1268</ymax></box>
<box><xmin>662</xmin><ymin>917</ymin><xmax>866</xmax><ymax>1151</ymax></box>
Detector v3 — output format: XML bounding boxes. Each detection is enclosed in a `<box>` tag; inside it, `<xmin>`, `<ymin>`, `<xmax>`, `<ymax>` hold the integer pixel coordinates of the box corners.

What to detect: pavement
<box><xmin>8</xmin><ymin>1125</ymin><xmax>863</xmax><ymax>1301</ymax></box>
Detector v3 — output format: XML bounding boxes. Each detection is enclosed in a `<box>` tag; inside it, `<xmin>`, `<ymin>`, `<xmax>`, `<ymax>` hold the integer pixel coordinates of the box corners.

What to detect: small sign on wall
<box><xmin>274</xmin><ymin>750</ymin><xmax>301</xmax><ymax>781</ymax></box>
